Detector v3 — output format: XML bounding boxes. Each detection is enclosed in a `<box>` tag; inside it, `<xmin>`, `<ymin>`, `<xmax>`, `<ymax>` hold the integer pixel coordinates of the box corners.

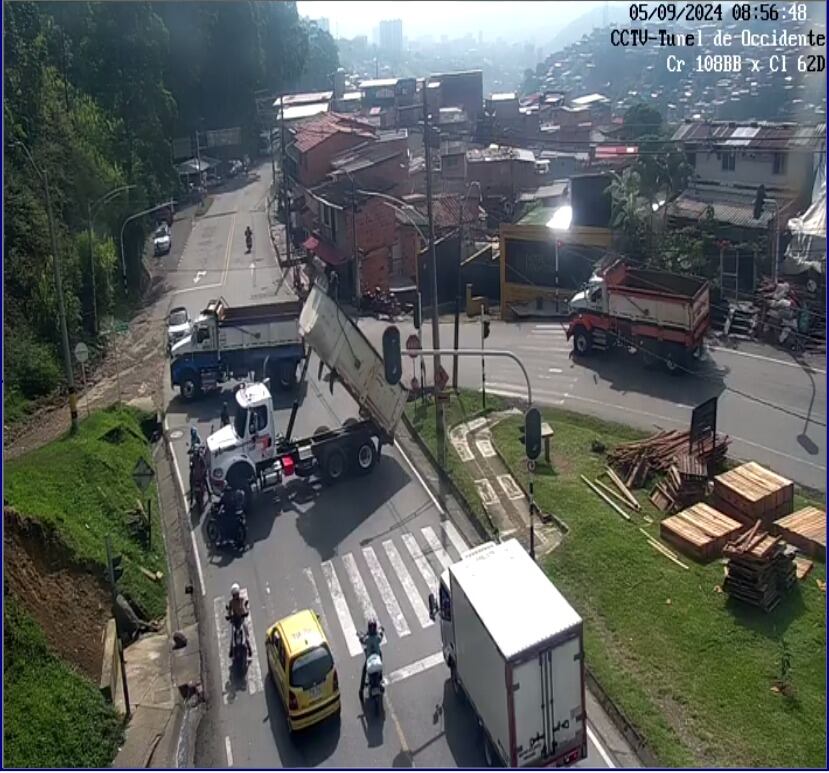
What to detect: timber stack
<box><xmin>608</xmin><ymin>429</ymin><xmax>730</xmax><ymax>489</ymax></box>
<box><xmin>722</xmin><ymin>521</ymin><xmax>797</xmax><ymax>612</ymax></box>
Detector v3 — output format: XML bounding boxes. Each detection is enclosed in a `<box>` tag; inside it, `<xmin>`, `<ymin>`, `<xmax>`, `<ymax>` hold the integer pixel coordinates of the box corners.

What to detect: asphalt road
<box><xmin>359</xmin><ymin>316</ymin><xmax>827</xmax><ymax>492</ymax></box>
<box><xmin>161</xmin><ymin>169</ymin><xmax>629</xmax><ymax>768</ymax></box>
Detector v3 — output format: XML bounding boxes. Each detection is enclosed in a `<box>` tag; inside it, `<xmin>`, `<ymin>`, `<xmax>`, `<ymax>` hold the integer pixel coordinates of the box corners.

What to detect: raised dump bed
<box><xmin>772</xmin><ymin>506</ymin><xmax>826</xmax><ymax>560</ymax></box>
<box><xmin>660</xmin><ymin>502</ymin><xmax>745</xmax><ymax>562</ymax></box>
<box><xmin>712</xmin><ymin>462</ymin><xmax>794</xmax><ymax>526</ymax></box>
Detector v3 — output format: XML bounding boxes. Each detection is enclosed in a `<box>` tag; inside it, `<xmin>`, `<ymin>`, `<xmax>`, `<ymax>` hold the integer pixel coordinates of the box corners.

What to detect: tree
<box><xmin>621</xmin><ymin>103</ymin><xmax>663</xmax><ymax>141</ymax></box>
<box><xmin>606</xmin><ymin>168</ymin><xmax>649</xmax><ymax>261</ymax></box>
<box><xmin>293</xmin><ymin>20</ymin><xmax>340</xmax><ymax>93</ymax></box>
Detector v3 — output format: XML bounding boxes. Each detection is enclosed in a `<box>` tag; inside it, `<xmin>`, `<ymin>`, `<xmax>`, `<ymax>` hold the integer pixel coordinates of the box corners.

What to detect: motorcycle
<box><xmin>206</xmin><ymin>493</ymin><xmax>247</xmax><ymax>551</ymax></box>
<box><xmin>359</xmin><ymin>289</ymin><xmax>400</xmax><ymax>320</ymax></box>
<box><xmin>359</xmin><ymin>628</ymin><xmax>385</xmax><ymax>715</ymax></box>
<box><xmin>226</xmin><ymin>610</ymin><xmax>250</xmax><ymax>678</ymax></box>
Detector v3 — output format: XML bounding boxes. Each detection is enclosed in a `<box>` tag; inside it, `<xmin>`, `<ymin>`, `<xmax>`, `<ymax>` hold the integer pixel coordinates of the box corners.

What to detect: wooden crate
<box><xmin>713</xmin><ymin>462</ymin><xmax>794</xmax><ymax>525</ymax></box>
<box><xmin>660</xmin><ymin>503</ymin><xmax>745</xmax><ymax>562</ymax></box>
<box><xmin>772</xmin><ymin>506</ymin><xmax>826</xmax><ymax>560</ymax></box>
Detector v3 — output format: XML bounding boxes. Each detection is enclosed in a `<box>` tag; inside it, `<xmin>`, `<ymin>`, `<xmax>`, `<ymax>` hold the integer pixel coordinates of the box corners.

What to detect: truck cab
<box><xmin>569</xmin><ymin>274</ymin><xmax>606</xmax><ymax>315</ymax></box>
<box><xmin>206</xmin><ymin>381</ymin><xmax>278</xmax><ymax>496</ymax></box>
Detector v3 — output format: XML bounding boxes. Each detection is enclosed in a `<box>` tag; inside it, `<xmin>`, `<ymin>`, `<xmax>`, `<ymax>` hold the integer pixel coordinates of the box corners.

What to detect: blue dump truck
<box><xmin>170</xmin><ymin>297</ymin><xmax>304</xmax><ymax>400</ymax></box>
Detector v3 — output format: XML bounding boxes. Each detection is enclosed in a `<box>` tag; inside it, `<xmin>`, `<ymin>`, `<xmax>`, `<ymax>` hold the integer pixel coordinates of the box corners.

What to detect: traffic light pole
<box><xmin>105</xmin><ymin>536</ymin><xmax>131</xmax><ymax>718</ymax></box>
<box><xmin>407</xmin><ymin>348</ymin><xmax>532</xmax><ymax>406</ymax></box>
<box><xmin>480</xmin><ymin>312</ymin><xmax>488</xmax><ymax>410</ymax></box>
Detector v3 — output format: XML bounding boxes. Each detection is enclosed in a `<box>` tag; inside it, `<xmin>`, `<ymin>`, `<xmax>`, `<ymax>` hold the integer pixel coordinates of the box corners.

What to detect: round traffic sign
<box><xmin>527</xmin><ymin>459</ymin><xmax>536</xmax><ymax>473</ymax></box>
<box><xmin>74</xmin><ymin>342</ymin><xmax>89</xmax><ymax>364</ymax></box>
<box><xmin>406</xmin><ymin>334</ymin><xmax>421</xmax><ymax>353</ymax></box>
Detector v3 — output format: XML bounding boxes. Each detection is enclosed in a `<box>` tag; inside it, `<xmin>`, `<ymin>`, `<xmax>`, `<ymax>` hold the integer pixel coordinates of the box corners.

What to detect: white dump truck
<box><xmin>204</xmin><ymin>284</ymin><xmax>408</xmax><ymax>503</ymax></box>
<box><xmin>428</xmin><ymin>539</ymin><xmax>587</xmax><ymax>768</ymax></box>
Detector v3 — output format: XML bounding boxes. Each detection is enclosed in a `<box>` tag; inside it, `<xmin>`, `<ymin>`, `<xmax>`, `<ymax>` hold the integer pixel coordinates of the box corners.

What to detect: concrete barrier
<box><xmin>99</xmin><ymin>617</ymin><xmax>125</xmax><ymax>714</ymax></box>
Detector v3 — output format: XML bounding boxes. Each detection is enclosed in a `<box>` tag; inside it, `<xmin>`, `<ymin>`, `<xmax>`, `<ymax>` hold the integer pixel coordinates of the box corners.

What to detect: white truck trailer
<box><xmin>205</xmin><ymin>284</ymin><xmax>408</xmax><ymax>503</ymax></box>
<box><xmin>428</xmin><ymin>539</ymin><xmax>587</xmax><ymax>768</ymax></box>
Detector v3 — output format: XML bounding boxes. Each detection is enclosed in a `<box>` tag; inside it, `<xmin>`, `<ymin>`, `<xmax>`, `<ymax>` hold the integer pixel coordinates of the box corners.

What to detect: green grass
<box><xmin>405</xmin><ymin>391</ymin><xmax>506</xmax><ymax>537</ymax></box>
<box><xmin>409</xmin><ymin>390</ymin><xmax>826</xmax><ymax>767</ymax></box>
<box><xmin>3</xmin><ymin>597</ymin><xmax>124</xmax><ymax>767</ymax></box>
<box><xmin>4</xmin><ymin>404</ymin><xmax>167</xmax><ymax>619</ymax></box>
<box><xmin>489</xmin><ymin>404</ymin><xmax>826</xmax><ymax>768</ymax></box>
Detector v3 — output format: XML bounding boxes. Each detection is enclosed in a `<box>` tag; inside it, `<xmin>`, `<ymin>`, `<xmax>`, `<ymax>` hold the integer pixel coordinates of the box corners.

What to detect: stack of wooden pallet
<box><xmin>649</xmin><ymin>455</ymin><xmax>710</xmax><ymax>512</ymax></box>
<box><xmin>722</xmin><ymin>522</ymin><xmax>797</xmax><ymax>612</ymax></box>
<box><xmin>608</xmin><ymin>430</ymin><xmax>729</xmax><ymax>489</ymax></box>
<box><xmin>713</xmin><ymin>462</ymin><xmax>794</xmax><ymax>526</ymax></box>
<box><xmin>772</xmin><ymin>506</ymin><xmax>826</xmax><ymax>560</ymax></box>
<box><xmin>660</xmin><ymin>503</ymin><xmax>744</xmax><ymax>562</ymax></box>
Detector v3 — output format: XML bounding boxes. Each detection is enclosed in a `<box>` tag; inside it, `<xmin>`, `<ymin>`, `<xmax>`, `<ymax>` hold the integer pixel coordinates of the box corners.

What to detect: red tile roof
<box><xmin>292</xmin><ymin>113</ymin><xmax>377</xmax><ymax>154</ymax></box>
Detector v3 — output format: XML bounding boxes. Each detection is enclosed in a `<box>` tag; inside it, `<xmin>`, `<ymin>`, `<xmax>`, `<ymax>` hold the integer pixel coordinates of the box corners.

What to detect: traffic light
<box><xmin>523</xmin><ymin>407</ymin><xmax>542</xmax><ymax>460</ymax></box>
<box><xmin>107</xmin><ymin>554</ymin><xmax>124</xmax><ymax>586</ymax></box>
<box><xmin>382</xmin><ymin>325</ymin><xmax>402</xmax><ymax>385</ymax></box>
<box><xmin>753</xmin><ymin>184</ymin><xmax>766</xmax><ymax>220</ymax></box>
<box><xmin>482</xmin><ymin>319</ymin><xmax>490</xmax><ymax>339</ymax></box>
<box><xmin>413</xmin><ymin>297</ymin><xmax>421</xmax><ymax>330</ymax></box>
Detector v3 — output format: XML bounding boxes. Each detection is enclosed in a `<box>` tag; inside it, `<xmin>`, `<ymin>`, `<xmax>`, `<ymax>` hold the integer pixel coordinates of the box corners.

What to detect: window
<box><xmin>251</xmin><ymin>405</ymin><xmax>268</xmax><ymax>434</ymax></box>
<box><xmin>438</xmin><ymin>580</ymin><xmax>451</xmax><ymax>621</ymax></box>
<box><xmin>321</xmin><ymin>203</ymin><xmax>337</xmax><ymax>242</ymax></box>
<box><xmin>233</xmin><ymin>407</ymin><xmax>248</xmax><ymax>439</ymax></box>
<box><xmin>773</xmin><ymin>152</ymin><xmax>787</xmax><ymax>175</ymax></box>
<box><xmin>391</xmin><ymin>241</ymin><xmax>402</xmax><ymax>276</ymax></box>
<box><xmin>721</xmin><ymin>151</ymin><xmax>735</xmax><ymax>172</ymax></box>
<box><xmin>290</xmin><ymin>645</ymin><xmax>334</xmax><ymax>689</ymax></box>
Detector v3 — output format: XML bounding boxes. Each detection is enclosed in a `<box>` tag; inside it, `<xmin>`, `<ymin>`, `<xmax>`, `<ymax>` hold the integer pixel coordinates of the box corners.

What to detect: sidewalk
<box><xmin>112</xmin><ymin>432</ymin><xmax>203</xmax><ymax>768</ymax></box>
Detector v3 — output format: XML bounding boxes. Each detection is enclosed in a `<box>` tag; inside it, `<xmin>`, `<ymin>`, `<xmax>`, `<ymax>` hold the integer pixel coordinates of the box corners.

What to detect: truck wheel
<box><xmin>321</xmin><ymin>447</ymin><xmax>347</xmax><ymax>484</ymax></box>
<box><xmin>353</xmin><ymin>439</ymin><xmax>377</xmax><ymax>475</ymax></box>
<box><xmin>572</xmin><ymin>326</ymin><xmax>591</xmax><ymax>356</ymax></box>
<box><xmin>277</xmin><ymin>361</ymin><xmax>296</xmax><ymax>390</ymax></box>
<box><xmin>180</xmin><ymin>372</ymin><xmax>202</xmax><ymax>401</ymax></box>
<box><xmin>664</xmin><ymin>347</ymin><xmax>687</xmax><ymax>376</ymax></box>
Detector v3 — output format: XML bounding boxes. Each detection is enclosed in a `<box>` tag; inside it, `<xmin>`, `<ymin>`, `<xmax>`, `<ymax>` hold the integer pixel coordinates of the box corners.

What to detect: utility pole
<box><xmin>270</xmin><ymin>99</ymin><xmax>277</xmax><ymax>196</ymax></box>
<box><xmin>349</xmin><ymin>172</ymin><xmax>360</xmax><ymax>302</ymax></box>
<box><xmin>423</xmin><ymin>83</ymin><xmax>445</xmax><ymax>467</ymax></box>
<box><xmin>105</xmin><ymin>536</ymin><xmax>131</xmax><ymax>718</ymax></box>
<box><xmin>16</xmin><ymin>142</ymin><xmax>78</xmax><ymax>433</ymax></box>
<box><xmin>280</xmin><ymin>95</ymin><xmax>293</xmax><ymax>268</ymax></box>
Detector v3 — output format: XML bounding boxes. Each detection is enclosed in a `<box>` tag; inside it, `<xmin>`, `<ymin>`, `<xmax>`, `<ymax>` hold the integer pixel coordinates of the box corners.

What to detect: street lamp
<box><xmin>453</xmin><ymin>180</ymin><xmax>482</xmax><ymax>388</ymax></box>
<box><xmin>119</xmin><ymin>200</ymin><xmax>175</xmax><ymax>292</ymax></box>
<box><xmin>546</xmin><ymin>205</ymin><xmax>573</xmax><ymax>314</ymax></box>
<box><xmin>13</xmin><ymin>141</ymin><xmax>78</xmax><ymax>433</ymax></box>
<box><xmin>88</xmin><ymin>185</ymin><xmax>135</xmax><ymax>334</ymax></box>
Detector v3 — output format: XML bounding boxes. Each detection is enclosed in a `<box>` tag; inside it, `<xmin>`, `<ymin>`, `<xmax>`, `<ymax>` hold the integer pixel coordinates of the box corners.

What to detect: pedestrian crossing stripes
<box><xmin>213</xmin><ymin>589</ymin><xmax>264</xmax><ymax>704</ymax></box>
<box><xmin>307</xmin><ymin>523</ymin><xmax>471</xmax><ymax>659</ymax></box>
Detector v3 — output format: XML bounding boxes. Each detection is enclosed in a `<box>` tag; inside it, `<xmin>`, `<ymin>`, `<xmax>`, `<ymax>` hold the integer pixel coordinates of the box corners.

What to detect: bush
<box><xmin>4</xmin><ymin>325</ymin><xmax>63</xmax><ymax>398</ymax></box>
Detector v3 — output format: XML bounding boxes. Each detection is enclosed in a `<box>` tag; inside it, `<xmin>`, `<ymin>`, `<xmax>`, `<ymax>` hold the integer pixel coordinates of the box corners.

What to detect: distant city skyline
<box><xmin>297</xmin><ymin>1</ymin><xmax>605</xmax><ymax>42</ymax></box>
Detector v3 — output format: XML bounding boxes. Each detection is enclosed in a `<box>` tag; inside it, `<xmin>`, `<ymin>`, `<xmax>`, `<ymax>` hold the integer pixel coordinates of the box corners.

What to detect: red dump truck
<box><xmin>567</xmin><ymin>260</ymin><xmax>710</xmax><ymax>374</ymax></box>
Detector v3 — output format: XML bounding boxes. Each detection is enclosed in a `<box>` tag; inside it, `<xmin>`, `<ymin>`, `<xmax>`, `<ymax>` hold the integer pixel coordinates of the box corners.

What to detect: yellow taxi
<box><xmin>265</xmin><ymin>609</ymin><xmax>340</xmax><ymax>732</ymax></box>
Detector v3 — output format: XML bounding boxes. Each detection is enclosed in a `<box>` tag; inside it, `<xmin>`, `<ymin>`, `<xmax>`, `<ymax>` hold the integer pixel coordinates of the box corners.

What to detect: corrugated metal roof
<box><xmin>668</xmin><ymin>191</ymin><xmax>774</xmax><ymax>228</ymax></box>
<box><xmin>672</xmin><ymin>120</ymin><xmax>826</xmax><ymax>150</ymax></box>
<box><xmin>359</xmin><ymin>78</ymin><xmax>400</xmax><ymax>89</ymax></box>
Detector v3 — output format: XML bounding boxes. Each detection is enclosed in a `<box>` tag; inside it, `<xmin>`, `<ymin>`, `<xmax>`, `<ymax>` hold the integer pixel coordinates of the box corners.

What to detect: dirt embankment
<box><xmin>4</xmin><ymin>507</ymin><xmax>111</xmax><ymax>680</ymax></box>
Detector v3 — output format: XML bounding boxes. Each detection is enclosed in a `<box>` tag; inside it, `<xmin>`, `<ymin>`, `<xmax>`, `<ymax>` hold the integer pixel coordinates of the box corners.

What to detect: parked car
<box><xmin>166</xmin><ymin>306</ymin><xmax>192</xmax><ymax>353</ymax></box>
<box><xmin>154</xmin><ymin>223</ymin><xmax>172</xmax><ymax>256</ymax></box>
<box><xmin>265</xmin><ymin>609</ymin><xmax>340</xmax><ymax>733</ymax></box>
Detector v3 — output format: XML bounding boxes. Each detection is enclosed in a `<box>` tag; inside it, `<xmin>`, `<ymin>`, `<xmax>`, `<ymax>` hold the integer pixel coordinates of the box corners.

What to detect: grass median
<box><xmin>3</xmin><ymin>598</ymin><xmax>123</xmax><ymax>767</ymax></box>
<box><xmin>5</xmin><ymin>404</ymin><xmax>167</xmax><ymax>619</ymax></box>
<box><xmin>411</xmin><ymin>390</ymin><xmax>826</xmax><ymax>768</ymax></box>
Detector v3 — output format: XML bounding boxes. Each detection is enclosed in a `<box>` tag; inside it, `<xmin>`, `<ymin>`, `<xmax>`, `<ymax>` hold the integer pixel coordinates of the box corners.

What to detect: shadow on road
<box><xmin>263</xmin><ymin>678</ymin><xmax>340</xmax><ymax>765</ymax></box>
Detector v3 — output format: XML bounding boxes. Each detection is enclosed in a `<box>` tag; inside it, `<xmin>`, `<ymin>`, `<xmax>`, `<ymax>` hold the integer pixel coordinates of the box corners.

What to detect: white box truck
<box><xmin>428</xmin><ymin>539</ymin><xmax>587</xmax><ymax>768</ymax></box>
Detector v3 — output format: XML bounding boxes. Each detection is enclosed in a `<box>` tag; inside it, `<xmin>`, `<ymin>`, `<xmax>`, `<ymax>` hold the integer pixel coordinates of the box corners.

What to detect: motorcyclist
<box><xmin>358</xmin><ymin>618</ymin><xmax>383</xmax><ymax>702</ymax></box>
<box><xmin>190</xmin><ymin>424</ymin><xmax>202</xmax><ymax>449</ymax></box>
<box><xmin>226</xmin><ymin>583</ymin><xmax>252</xmax><ymax>658</ymax></box>
<box><xmin>220</xmin><ymin>402</ymin><xmax>230</xmax><ymax>427</ymax></box>
<box><xmin>189</xmin><ymin>445</ymin><xmax>207</xmax><ymax>508</ymax></box>
<box><xmin>219</xmin><ymin>487</ymin><xmax>243</xmax><ymax>540</ymax></box>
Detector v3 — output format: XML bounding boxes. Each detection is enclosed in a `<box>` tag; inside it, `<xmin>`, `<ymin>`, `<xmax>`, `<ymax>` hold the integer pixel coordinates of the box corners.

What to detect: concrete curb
<box><xmin>400</xmin><ymin>410</ymin><xmax>497</xmax><ymax>544</ymax></box>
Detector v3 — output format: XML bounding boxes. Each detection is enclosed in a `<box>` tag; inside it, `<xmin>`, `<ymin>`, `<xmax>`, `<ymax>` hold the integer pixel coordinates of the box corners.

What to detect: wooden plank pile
<box><xmin>608</xmin><ymin>430</ymin><xmax>729</xmax><ymax>490</ymax></box>
<box><xmin>649</xmin><ymin>454</ymin><xmax>711</xmax><ymax>513</ymax></box>
<box><xmin>660</xmin><ymin>503</ymin><xmax>744</xmax><ymax>562</ymax></box>
<box><xmin>713</xmin><ymin>462</ymin><xmax>794</xmax><ymax>526</ymax></box>
<box><xmin>722</xmin><ymin>521</ymin><xmax>797</xmax><ymax>612</ymax></box>
<box><xmin>772</xmin><ymin>506</ymin><xmax>826</xmax><ymax>560</ymax></box>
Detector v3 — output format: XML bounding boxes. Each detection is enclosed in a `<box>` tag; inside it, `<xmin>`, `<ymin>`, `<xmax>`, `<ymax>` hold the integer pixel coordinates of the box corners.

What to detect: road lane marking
<box><xmin>193</xmin><ymin>270</ymin><xmax>206</xmax><ymax>284</ymax></box>
<box><xmin>245</xmin><ymin>605</ymin><xmax>264</xmax><ymax>697</ymax></box>
<box><xmin>213</xmin><ymin>595</ymin><xmax>231</xmax><ymax>704</ymax></box>
<box><xmin>449</xmin><ymin>425</ymin><xmax>474</xmax><ymax>462</ymax></box>
<box><xmin>474</xmin><ymin>478</ymin><xmax>500</xmax><ymax>507</ymax></box>
<box><xmin>497</xmin><ymin>474</ymin><xmax>525</xmax><ymax>501</ymax></box>
<box><xmin>533</xmin><ymin>324</ymin><xmax>567</xmax><ymax>331</ymax></box>
<box><xmin>362</xmin><ymin>546</ymin><xmax>410</xmax><ymax>638</ymax></box>
<box><xmin>519</xmin><ymin>345</ymin><xmax>571</xmax><ymax>353</ymax></box>
<box><xmin>221</xmin><ymin>213</ymin><xmax>236</xmax><ymax>286</ymax></box>
<box><xmin>587</xmin><ymin>725</ymin><xmax>616</xmax><ymax>768</ymax></box>
<box><xmin>342</xmin><ymin>553</ymin><xmax>380</xmax><ymax>635</ymax></box>
<box><xmin>401</xmin><ymin>532</ymin><xmax>437</xmax><ymax>592</ymax></box>
<box><xmin>224</xmin><ymin>736</ymin><xmax>233</xmax><ymax>767</ymax></box>
<box><xmin>440</xmin><ymin>520</ymin><xmax>469</xmax><ymax>556</ymax></box>
<box><xmin>302</xmin><ymin>567</ymin><xmax>328</xmax><ymax>635</ymax></box>
<box><xmin>321</xmin><ymin>560</ymin><xmax>362</xmax><ymax>657</ymax></box>
<box><xmin>394</xmin><ymin>440</ymin><xmax>446</xmax><ymax>516</ymax></box>
<box><xmin>549</xmin><ymin>367</ymin><xmax>563</xmax><ymax>374</ymax></box>
<box><xmin>382</xmin><ymin>540</ymin><xmax>433</xmax><ymax>629</ymax></box>
<box><xmin>707</xmin><ymin>345</ymin><xmax>826</xmax><ymax>374</ymax></box>
<box><xmin>487</xmin><ymin>382</ymin><xmax>565</xmax><ymax>405</ymax></box>
<box><xmin>386</xmin><ymin>651</ymin><xmax>445</xmax><ymax>685</ymax></box>
<box><xmin>421</xmin><ymin>526</ymin><xmax>453</xmax><ymax>569</ymax></box>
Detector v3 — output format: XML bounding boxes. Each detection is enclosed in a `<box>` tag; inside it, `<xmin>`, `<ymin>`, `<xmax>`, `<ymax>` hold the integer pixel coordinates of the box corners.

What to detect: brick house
<box><xmin>466</xmin><ymin>145</ymin><xmax>539</xmax><ymax>199</ymax></box>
